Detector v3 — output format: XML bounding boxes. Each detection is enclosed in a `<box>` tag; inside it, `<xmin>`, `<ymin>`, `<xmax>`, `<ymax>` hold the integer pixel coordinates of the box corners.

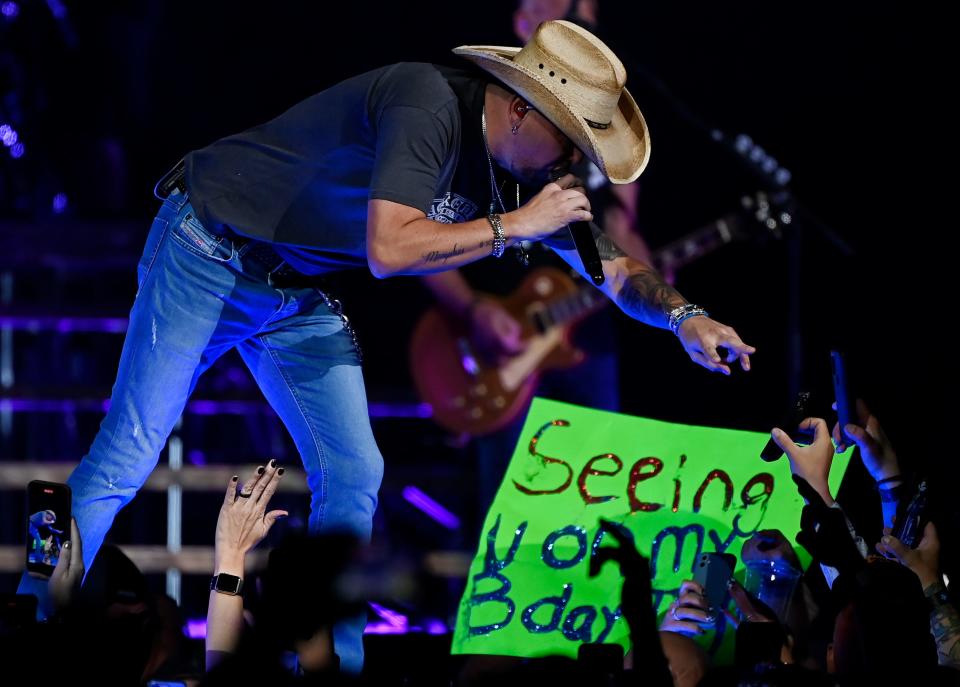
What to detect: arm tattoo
<box><xmin>616</xmin><ymin>265</ymin><xmax>687</xmax><ymax>327</ymax></box>
<box><xmin>542</xmin><ymin>224</ymin><xmax>626</xmax><ymax>260</ymax></box>
<box><xmin>422</xmin><ymin>242</ymin><xmax>466</xmax><ymax>265</ymax></box>
<box><xmin>589</xmin><ymin>222</ymin><xmax>627</xmax><ymax>261</ymax></box>
<box><xmin>926</xmin><ymin>581</ymin><xmax>960</xmax><ymax>668</ymax></box>
<box><xmin>595</xmin><ymin>232</ymin><xmax>628</xmax><ymax>261</ymax></box>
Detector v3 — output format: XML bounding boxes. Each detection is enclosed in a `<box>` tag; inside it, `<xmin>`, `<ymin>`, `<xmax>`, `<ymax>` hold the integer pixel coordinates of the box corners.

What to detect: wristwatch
<box><xmin>210</xmin><ymin>572</ymin><xmax>244</xmax><ymax>596</ymax></box>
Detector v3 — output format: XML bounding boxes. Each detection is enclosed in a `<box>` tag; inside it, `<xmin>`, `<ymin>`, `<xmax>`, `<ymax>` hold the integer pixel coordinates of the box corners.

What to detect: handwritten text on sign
<box><xmin>452</xmin><ymin>399</ymin><xmax>847</xmax><ymax>658</ymax></box>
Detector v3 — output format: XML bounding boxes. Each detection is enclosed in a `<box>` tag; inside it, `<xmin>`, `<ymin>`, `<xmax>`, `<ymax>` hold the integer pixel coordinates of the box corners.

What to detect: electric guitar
<box><xmin>409</xmin><ymin>192</ymin><xmax>790</xmax><ymax>436</ymax></box>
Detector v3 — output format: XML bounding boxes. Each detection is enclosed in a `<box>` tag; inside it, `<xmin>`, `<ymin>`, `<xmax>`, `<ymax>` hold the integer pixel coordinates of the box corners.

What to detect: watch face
<box><xmin>214</xmin><ymin>573</ymin><xmax>242</xmax><ymax>594</ymax></box>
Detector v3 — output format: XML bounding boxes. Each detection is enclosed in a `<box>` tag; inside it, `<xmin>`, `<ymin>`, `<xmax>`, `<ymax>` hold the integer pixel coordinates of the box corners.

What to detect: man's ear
<box><xmin>511</xmin><ymin>97</ymin><xmax>533</xmax><ymax>119</ymax></box>
<box><xmin>508</xmin><ymin>98</ymin><xmax>534</xmax><ymax>136</ymax></box>
<box><xmin>510</xmin><ymin>96</ymin><xmax>533</xmax><ymax>119</ymax></box>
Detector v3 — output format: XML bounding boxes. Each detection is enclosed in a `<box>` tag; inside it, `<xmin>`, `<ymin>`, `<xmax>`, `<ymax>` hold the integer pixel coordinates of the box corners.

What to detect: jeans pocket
<box><xmin>170</xmin><ymin>211</ymin><xmax>236</xmax><ymax>263</ymax></box>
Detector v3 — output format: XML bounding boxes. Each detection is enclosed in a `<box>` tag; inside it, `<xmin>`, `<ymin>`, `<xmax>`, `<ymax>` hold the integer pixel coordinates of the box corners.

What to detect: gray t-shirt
<box><xmin>183</xmin><ymin>62</ymin><xmax>468</xmax><ymax>274</ymax></box>
<box><xmin>182</xmin><ymin>62</ymin><xmax>575</xmax><ymax>275</ymax></box>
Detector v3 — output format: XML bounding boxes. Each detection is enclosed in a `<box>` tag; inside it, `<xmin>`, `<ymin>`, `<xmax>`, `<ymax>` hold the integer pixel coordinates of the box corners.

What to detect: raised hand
<box><xmin>660</xmin><ymin>580</ymin><xmax>713</xmax><ymax>636</ymax></box>
<box><xmin>832</xmin><ymin>399</ymin><xmax>900</xmax><ymax>482</ymax></box>
<box><xmin>215</xmin><ymin>461</ymin><xmax>289</xmax><ymax>571</ymax></box>
<box><xmin>49</xmin><ymin>518</ymin><xmax>84</xmax><ymax>615</ymax></box>
<box><xmin>772</xmin><ymin>417</ymin><xmax>835</xmax><ymax>507</ymax></box>
<box><xmin>876</xmin><ymin>521</ymin><xmax>940</xmax><ymax>589</ymax></box>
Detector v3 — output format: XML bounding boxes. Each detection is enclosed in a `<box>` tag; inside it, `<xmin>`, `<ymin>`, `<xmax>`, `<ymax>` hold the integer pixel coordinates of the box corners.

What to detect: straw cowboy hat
<box><xmin>454</xmin><ymin>20</ymin><xmax>650</xmax><ymax>184</ymax></box>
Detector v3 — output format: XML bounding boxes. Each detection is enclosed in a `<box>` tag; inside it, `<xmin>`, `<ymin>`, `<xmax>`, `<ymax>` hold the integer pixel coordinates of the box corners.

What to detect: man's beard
<box><xmin>507</xmin><ymin>163</ymin><xmax>552</xmax><ymax>188</ymax></box>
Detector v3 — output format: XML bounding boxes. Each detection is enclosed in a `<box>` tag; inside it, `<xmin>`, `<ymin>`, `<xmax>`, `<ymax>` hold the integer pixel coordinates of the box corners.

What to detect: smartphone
<box><xmin>693</xmin><ymin>552</ymin><xmax>737</xmax><ymax>625</ymax></box>
<box><xmin>25</xmin><ymin>481</ymin><xmax>71</xmax><ymax>577</ymax></box>
<box><xmin>760</xmin><ymin>391</ymin><xmax>813</xmax><ymax>462</ymax></box>
<box><xmin>891</xmin><ymin>480</ymin><xmax>928</xmax><ymax>549</ymax></box>
<box><xmin>831</xmin><ymin>350</ymin><xmax>857</xmax><ymax>445</ymax></box>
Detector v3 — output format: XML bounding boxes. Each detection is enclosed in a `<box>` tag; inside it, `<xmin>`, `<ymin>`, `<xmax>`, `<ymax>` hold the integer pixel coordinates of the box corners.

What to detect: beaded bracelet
<box><xmin>668</xmin><ymin>304</ymin><xmax>709</xmax><ymax>335</ymax></box>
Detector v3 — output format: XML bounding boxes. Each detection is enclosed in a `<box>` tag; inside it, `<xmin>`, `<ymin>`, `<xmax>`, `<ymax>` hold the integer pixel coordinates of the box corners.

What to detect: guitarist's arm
<box><xmin>420</xmin><ymin>270</ymin><xmax>476</xmax><ymax>321</ymax></box>
<box><xmin>544</xmin><ymin>224</ymin><xmax>756</xmax><ymax>376</ymax></box>
<box><xmin>420</xmin><ymin>271</ymin><xmax>527</xmax><ymax>358</ymax></box>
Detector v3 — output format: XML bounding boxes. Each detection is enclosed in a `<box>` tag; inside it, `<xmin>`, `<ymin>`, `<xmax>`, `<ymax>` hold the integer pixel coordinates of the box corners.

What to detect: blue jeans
<box><xmin>19</xmin><ymin>190</ymin><xmax>383</xmax><ymax>672</ymax></box>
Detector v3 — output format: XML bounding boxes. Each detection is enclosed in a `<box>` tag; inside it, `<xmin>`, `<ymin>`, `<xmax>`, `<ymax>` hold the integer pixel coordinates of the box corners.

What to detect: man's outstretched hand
<box><xmin>676</xmin><ymin>316</ymin><xmax>755</xmax><ymax>376</ymax></box>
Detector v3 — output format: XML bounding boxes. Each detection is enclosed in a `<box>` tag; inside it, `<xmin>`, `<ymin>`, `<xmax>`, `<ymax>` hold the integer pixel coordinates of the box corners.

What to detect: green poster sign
<box><xmin>452</xmin><ymin>398</ymin><xmax>848</xmax><ymax>659</ymax></box>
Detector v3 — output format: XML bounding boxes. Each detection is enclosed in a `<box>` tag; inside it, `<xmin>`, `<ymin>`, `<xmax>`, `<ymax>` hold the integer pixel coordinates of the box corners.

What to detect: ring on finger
<box><xmin>237</xmin><ymin>491</ymin><xmax>252</xmax><ymax>499</ymax></box>
<box><xmin>671</xmin><ymin>604</ymin><xmax>681</xmax><ymax>622</ymax></box>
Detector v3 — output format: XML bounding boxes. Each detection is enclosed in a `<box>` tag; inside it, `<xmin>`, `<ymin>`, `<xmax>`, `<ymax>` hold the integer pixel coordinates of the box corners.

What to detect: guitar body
<box><xmin>410</xmin><ymin>267</ymin><xmax>591</xmax><ymax>436</ymax></box>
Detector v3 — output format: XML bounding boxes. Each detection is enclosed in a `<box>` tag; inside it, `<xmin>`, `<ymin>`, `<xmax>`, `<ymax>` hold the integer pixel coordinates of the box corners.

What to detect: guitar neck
<box><xmin>532</xmin><ymin>284</ymin><xmax>605</xmax><ymax>331</ymax></box>
<box><xmin>533</xmin><ymin>212</ymin><xmax>745</xmax><ymax>330</ymax></box>
<box><xmin>651</xmin><ymin>216</ymin><xmax>739</xmax><ymax>273</ymax></box>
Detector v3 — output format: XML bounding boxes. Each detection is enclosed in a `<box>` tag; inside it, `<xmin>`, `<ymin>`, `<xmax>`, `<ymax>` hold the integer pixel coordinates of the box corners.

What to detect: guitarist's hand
<box><xmin>676</xmin><ymin>315</ymin><xmax>755</xmax><ymax>375</ymax></box>
<box><xmin>469</xmin><ymin>299</ymin><xmax>527</xmax><ymax>361</ymax></box>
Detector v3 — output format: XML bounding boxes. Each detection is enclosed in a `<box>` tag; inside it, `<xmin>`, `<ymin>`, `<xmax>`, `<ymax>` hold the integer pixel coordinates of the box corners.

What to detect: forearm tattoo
<box><xmin>422</xmin><ymin>242</ymin><xmax>466</xmax><ymax>265</ymax></box>
<box><xmin>927</xmin><ymin>582</ymin><xmax>960</xmax><ymax>668</ymax></box>
<box><xmin>616</xmin><ymin>266</ymin><xmax>687</xmax><ymax>327</ymax></box>
<box><xmin>590</xmin><ymin>223</ymin><xmax>627</xmax><ymax>261</ymax></box>
<box><xmin>595</xmin><ymin>232</ymin><xmax>628</xmax><ymax>261</ymax></box>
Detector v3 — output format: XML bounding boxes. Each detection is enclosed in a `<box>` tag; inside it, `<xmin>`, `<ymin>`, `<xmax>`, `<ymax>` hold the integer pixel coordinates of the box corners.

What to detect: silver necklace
<box><xmin>481</xmin><ymin>107</ymin><xmax>529</xmax><ymax>266</ymax></box>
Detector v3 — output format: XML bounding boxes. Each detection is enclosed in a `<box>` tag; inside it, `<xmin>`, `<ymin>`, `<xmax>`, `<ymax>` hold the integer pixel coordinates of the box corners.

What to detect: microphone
<box><xmin>547</xmin><ymin>170</ymin><xmax>604</xmax><ymax>286</ymax></box>
<box><xmin>570</xmin><ymin>221</ymin><xmax>605</xmax><ymax>286</ymax></box>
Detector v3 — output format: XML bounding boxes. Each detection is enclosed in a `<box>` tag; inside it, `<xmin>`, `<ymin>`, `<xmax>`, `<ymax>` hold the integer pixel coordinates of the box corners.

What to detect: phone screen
<box><xmin>26</xmin><ymin>481</ymin><xmax>72</xmax><ymax>576</ymax></box>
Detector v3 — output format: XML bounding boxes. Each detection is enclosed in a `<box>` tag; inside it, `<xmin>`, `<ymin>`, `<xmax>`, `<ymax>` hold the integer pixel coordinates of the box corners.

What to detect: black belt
<box><xmin>236</xmin><ymin>238</ymin><xmax>330</xmax><ymax>291</ymax></box>
<box><xmin>154</xmin><ymin>159</ymin><xmax>327</xmax><ymax>291</ymax></box>
<box><xmin>155</xmin><ymin>158</ymin><xmax>187</xmax><ymax>199</ymax></box>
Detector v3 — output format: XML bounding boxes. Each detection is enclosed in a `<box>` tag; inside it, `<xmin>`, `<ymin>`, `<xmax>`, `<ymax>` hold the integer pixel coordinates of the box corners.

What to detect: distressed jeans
<box><xmin>19</xmin><ymin>190</ymin><xmax>384</xmax><ymax>672</ymax></box>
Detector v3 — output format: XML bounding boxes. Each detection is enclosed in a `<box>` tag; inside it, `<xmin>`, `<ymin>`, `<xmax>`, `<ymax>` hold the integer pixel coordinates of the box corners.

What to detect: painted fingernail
<box><xmin>269</xmin><ymin>459</ymin><xmax>276</xmax><ymax>468</ymax></box>
<box><xmin>257</xmin><ymin>466</ymin><xmax>265</xmax><ymax>475</ymax></box>
<box><xmin>64</xmin><ymin>541</ymin><xmax>71</xmax><ymax>550</ymax></box>
<box><xmin>232</xmin><ymin>475</ymin><xmax>239</xmax><ymax>482</ymax></box>
<box><xmin>277</xmin><ymin>468</ymin><xmax>285</xmax><ymax>475</ymax></box>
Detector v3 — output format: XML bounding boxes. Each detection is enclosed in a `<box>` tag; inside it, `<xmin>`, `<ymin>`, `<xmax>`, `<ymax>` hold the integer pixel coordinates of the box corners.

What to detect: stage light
<box><xmin>10</xmin><ymin>142</ymin><xmax>24</xmax><ymax>159</ymax></box>
<box><xmin>402</xmin><ymin>485</ymin><xmax>461</xmax><ymax>530</ymax></box>
<box><xmin>0</xmin><ymin>124</ymin><xmax>17</xmax><ymax>147</ymax></box>
<box><xmin>185</xmin><ymin>618</ymin><xmax>206</xmax><ymax>639</ymax></box>
<box><xmin>46</xmin><ymin>0</ymin><xmax>66</xmax><ymax>18</ymax></box>
<box><xmin>52</xmin><ymin>193</ymin><xmax>68</xmax><ymax>214</ymax></box>
<box><xmin>0</xmin><ymin>2</ymin><xmax>17</xmax><ymax>19</ymax></box>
